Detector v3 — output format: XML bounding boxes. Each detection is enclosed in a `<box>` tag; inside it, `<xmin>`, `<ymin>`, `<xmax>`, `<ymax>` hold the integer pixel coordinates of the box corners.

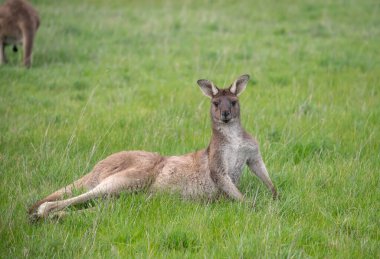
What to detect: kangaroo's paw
<box><xmin>36</xmin><ymin>202</ymin><xmax>54</xmax><ymax>218</ymax></box>
<box><xmin>28</xmin><ymin>212</ymin><xmax>40</xmax><ymax>223</ymax></box>
<box><xmin>28</xmin><ymin>202</ymin><xmax>51</xmax><ymax>223</ymax></box>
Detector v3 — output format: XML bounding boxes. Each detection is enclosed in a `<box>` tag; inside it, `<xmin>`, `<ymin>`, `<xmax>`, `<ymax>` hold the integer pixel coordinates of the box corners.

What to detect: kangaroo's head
<box><xmin>197</xmin><ymin>74</ymin><xmax>250</xmax><ymax>124</ymax></box>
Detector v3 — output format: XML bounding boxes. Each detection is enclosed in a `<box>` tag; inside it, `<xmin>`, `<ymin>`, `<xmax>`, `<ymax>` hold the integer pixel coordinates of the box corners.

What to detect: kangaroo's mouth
<box><xmin>222</xmin><ymin>118</ymin><xmax>231</xmax><ymax>123</ymax></box>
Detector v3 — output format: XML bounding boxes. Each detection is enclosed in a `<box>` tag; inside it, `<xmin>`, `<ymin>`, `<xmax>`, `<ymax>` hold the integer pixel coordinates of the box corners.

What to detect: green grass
<box><xmin>1</xmin><ymin>0</ymin><xmax>379</xmax><ymax>257</ymax></box>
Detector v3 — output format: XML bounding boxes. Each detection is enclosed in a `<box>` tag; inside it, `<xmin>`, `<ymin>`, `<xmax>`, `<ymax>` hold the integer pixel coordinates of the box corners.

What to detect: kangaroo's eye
<box><xmin>231</xmin><ymin>101</ymin><xmax>237</xmax><ymax>106</ymax></box>
<box><xmin>213</xmin><ymin>102</ymin><xmax>219</xmax><ymax>107</ymax></box>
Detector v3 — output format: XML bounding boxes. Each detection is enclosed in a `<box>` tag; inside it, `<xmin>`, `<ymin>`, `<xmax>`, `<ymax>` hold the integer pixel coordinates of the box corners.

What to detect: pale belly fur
<box><xmin>151</xmin><ymin>150</ymin><xmax>219</xmax><ymax>199</ymax></box>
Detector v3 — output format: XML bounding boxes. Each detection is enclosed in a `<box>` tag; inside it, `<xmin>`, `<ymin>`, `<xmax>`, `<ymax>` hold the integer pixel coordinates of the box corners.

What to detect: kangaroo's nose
<box><xmin>222</xmin><ymin>111</ymin><xmax>230</xmax><ymax>117</ymax></box>
<box><xmin>221</xmin><ymin>111</ymin><xmax>231</xmax><ymax>123</ymax></box>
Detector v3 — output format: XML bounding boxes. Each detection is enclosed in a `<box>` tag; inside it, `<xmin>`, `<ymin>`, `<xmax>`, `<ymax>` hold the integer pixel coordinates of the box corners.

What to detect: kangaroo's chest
<box><xmin>222</xmin><ymin>138</ymin><xmax>252</xmax><ymax>183</ymax></box>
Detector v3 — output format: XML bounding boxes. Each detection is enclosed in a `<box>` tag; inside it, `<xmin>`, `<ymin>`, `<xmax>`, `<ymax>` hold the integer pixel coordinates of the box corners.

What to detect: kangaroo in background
<box><xmin>29</xmin><ymin>74</ymin><xmax>278</xmax><ymax>220</ymax></box>
<box><xmin>0</xmin><ymin>0</ymin><xmax>40</xmax><ymax>68</ymax></box>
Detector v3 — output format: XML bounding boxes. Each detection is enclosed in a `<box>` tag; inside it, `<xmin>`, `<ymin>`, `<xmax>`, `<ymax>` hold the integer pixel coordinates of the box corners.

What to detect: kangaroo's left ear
<box><xmin>229</xmin><ymin>74</ymin><xmax>250</xmax><ymax>96</ymax></box>
<box><xmin>197</xmin><ymin>79</ymin><xmax>220</xmax><ymax>98</ymax></box>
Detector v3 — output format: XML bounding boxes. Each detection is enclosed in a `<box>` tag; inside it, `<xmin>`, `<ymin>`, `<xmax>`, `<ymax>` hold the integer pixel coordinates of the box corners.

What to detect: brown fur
<box><xmin>29</xmin><ymin>75</ymin><xmax>277</xmax><ymax>220</ymax></box>
<box><xmin>0</xmin><ymin>0</ymin><xmax>40</xmax><ymax>68</ymax></box>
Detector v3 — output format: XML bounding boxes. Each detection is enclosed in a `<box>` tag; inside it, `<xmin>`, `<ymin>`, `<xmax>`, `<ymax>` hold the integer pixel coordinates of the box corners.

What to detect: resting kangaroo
<box><xmin>0</xmin><ymin>0</ymin><xmax>40</xmax><ymax>68</ymax></box>
<box><xmin>29</xmin><ymin>74</ymin><xmax>278</xmax><ymax>220</ymax></box>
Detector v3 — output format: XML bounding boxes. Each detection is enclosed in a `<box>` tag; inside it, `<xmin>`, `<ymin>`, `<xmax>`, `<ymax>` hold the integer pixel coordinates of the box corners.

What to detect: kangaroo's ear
<box><xmin>229</xmin><ymin>74</ymin><xmax>250</xmax><ymax>96</ymax></box>
<box><xmin>197</xmin><ymin>79</ymin><xmax>219</xmax><ymax>98</ymax></box>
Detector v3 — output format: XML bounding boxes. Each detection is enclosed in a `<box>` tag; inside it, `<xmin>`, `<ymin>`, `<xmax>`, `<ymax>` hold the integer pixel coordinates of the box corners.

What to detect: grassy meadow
<box><xmin>1</xmin><ymin>0</ymin><xmax>379</xmax><ymax>257</ymax></box>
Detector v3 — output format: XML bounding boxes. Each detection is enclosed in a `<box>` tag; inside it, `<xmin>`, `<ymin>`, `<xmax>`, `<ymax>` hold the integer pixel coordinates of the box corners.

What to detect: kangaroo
<box><xmin>29</xmin><ymin>74</ymin><xmax>278</xmax><ymax>220</ymax></box>
<box><xmin>0</xmin><ymin>0</ymin><xmax>40</xmax><ymax>68</ymax></box>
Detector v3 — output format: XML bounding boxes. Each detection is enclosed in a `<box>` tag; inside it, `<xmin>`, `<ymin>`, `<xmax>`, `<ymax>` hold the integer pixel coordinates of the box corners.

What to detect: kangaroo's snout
<box><xmin>222</xmin><ymin>111</ymin><xmax>230</xmax><ymax>117</ymax></box>
<box><xmin>221</xmin><ymin>110</ymin><xmax>231</xmax><ymax>123</ymax></box>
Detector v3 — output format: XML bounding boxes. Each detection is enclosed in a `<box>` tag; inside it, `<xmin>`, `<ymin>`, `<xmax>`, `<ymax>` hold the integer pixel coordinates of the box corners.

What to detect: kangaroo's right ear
<box><xmin>229</xmin><ymin>74</ymin><xmax>250</xmax><ymax>96</ymax></box>
<box><xmin>197</xmin><ymin>79</ymin><xmax>219</xmax><ymax>98</ymax></box>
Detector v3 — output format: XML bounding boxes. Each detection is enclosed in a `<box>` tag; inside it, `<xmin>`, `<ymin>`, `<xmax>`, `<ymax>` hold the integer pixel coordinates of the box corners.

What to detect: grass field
<box><xmin>1</xmin><ymin>0</ymin><xmax>379</xmax><ymax>257</ymax></box>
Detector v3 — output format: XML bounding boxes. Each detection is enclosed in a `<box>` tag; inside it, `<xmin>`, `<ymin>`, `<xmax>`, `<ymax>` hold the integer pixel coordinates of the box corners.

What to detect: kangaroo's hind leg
<box><xmin>28</xmin><ymin>174</ymin><xmax>94</xmax><ymax>216</ymax></box>
<box><xmin>35</xmin><ymin>170</ymin><xmax>151</xmax><ymax>219</ymax></box>
<box><xmin>0</xmin><ymin>40</ymin><xmax>7</xmax><ymax>64</ymax></box>
<box><xmin>20</xmin><ymin>24</ymin><xmax>35</xmax><ymax>68</ymax></box>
